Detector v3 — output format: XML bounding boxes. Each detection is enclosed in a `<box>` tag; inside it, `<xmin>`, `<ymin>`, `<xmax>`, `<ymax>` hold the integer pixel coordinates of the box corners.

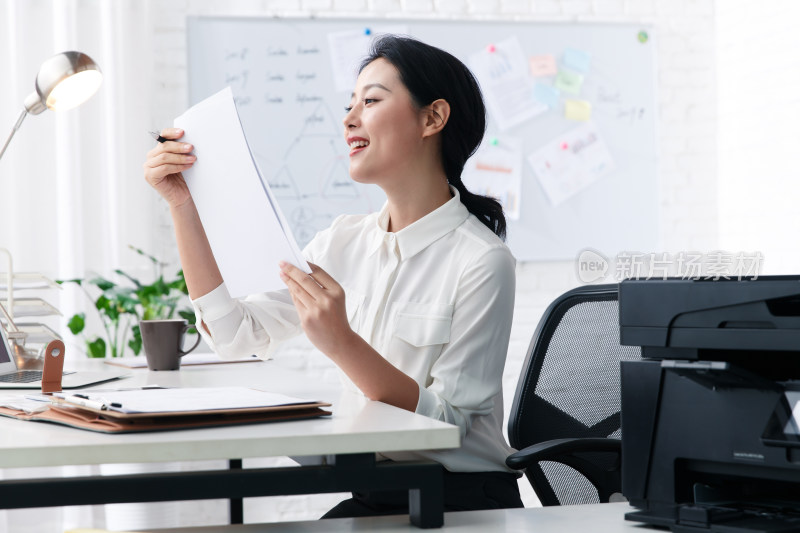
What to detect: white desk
<box><xmin>0</xmin><ymin>357</ymin><xmax>460</xmax><ymax>528</ymax></box>
<box><xmin>144</xmin><ymin>502</ymin><xmax>646</xmax><ymax>532</ymax></box>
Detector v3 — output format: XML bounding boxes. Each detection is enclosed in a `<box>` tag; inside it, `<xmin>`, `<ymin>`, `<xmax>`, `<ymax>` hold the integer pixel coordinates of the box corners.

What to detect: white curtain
<box><xmin>0</xmin><ymin>1</ymin><xmax>181</xmax><ymax>530</ymax></box>
<box><xmin>0</xmin><ymin>0</ymin><xmax>171</xmax><ymax>343</ymax></box>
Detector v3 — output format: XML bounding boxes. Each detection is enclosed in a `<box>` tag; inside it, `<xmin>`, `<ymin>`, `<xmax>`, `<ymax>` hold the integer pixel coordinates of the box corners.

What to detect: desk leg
<box><xmin>332</xmin><ymin>454</ymin><xmax>444</xmax><ymax>528</ymax></box>
<box><xmin>409</xmin><ymin>480</ymin><xmax>444</xmax><ymax>528</ymax></box>
<box><xmin>228</xmin><ymin>459</ymin><xmax>243</xmax><ymax>524</ymax></box>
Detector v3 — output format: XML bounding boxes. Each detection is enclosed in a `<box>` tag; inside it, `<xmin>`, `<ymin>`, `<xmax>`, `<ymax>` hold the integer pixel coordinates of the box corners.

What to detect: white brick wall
<box><xmin>369</xmin><ymin>0</ymin><xmax>403</xmax><ymax>12</ymax></box>
<box><xmin>436</xmin><ymin>0</ymin><xmax>468</xmax><ymax>15</ymax></box>
<box><xmin>140</xmin><ymin>0</ymin><xmax>718</xmax><ymax>526</ymax></box>
<box><xmin>717</xmin><ymin>0</ymin><xmax>800</xmax><ymax>274</ymax></box>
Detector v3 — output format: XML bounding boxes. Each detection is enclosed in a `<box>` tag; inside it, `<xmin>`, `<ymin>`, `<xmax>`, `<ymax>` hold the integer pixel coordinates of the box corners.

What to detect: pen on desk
<box><xmin>87</xmin><ymin>385</ymin><xmax>165</xmax><ymax>392</ymax></box>
<box><xmin>149</xmin><ymin>130</ymin><xmax>168</xmax><ymax>143</ymax></box>
<box><xmin>61</xmin><ymin>394</ymin><xmax>108</xmax><ymax>411</ymax></box>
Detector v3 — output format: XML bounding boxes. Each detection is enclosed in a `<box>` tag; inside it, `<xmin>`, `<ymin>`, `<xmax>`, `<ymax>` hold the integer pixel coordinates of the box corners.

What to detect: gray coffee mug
<box><xmin>140</xmin><ymin>319</ymin><xmax>201</xmax><ymax>371</ymax></box>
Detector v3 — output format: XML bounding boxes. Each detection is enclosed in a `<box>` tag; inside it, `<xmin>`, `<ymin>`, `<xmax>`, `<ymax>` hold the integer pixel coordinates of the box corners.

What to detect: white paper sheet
<box><xmin>103</xmin><ymin>352</ymin><xmax>262</xmax><ymax>369</ymax></box>
<box><xmin>462</xmin><ymin>136</ymin><xmax>523</xmax><ymax>220</ymax></box>
<box><xmin>327</xmin><ymin>26</ymin><xmax>409</xmax><ymax>93</ymax></box>
<box><xmin>468</xmin><ymin>36</ymin><xmax>547</xmax><ymax>131</ymax></box>
<box><xmin>0</xmin><ymin>395</ymin><xmax>49</xmax><ymax>414</ymax></box>
<box><xmin>54</xmin><ymin>387</ymin><xmax>316</xmax><ymax>414</ymax></box>
<box><xmin>527</xmin><ymin>122</ymin><xmax>615</xmax><ymax>207</ymax></box>
<box><xmin>174</xmin><ymin>87</ymin><xmax>311</xmax><ymax>298</ymax></box>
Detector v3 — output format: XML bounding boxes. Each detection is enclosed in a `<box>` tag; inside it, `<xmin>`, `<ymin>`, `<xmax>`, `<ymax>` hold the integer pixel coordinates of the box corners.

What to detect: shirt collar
<box><xmin>368</xmin><ymin>186</ymin><xmax>470</xmax><ymax>260</ymax></box>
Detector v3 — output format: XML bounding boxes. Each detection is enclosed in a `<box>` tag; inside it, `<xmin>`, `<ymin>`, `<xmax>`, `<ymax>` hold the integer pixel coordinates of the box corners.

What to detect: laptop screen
<box><xmin>0</xmin><ymin>326</ymin><xmax>13</xmax><ymax>365</ymax></box>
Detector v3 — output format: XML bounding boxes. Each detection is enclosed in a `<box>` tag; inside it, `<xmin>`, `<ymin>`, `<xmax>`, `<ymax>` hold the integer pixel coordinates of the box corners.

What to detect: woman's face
<box><xmin>343</xmin><ymin>58</ymin><xmax>425</xmax><ymax>185</ymax></box>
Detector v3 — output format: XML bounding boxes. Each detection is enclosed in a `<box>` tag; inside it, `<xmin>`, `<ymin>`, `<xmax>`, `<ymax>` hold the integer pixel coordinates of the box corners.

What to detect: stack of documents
<box><xmin>0</xmin><ymin>387</ymin><xmax>330</xmax><ymax>433</ymax></box>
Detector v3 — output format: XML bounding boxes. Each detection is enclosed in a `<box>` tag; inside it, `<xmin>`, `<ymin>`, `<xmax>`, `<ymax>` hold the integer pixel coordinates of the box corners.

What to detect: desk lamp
<box><xmin>0</xmin><ymin>52</ymin><xmax>102</xmax><ymax>365</ymax></box>
<box><xmin>0</xmin><ymin>50</ymin><xmax>103</xmax><ymax>161</ymax></box>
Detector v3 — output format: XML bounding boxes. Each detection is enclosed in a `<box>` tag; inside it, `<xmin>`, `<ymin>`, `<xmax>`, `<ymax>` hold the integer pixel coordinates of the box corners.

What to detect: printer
<box><xmin>619</xmin><ymin>276</ymin><xmax>800</xmax><ymax>532</ymax></box>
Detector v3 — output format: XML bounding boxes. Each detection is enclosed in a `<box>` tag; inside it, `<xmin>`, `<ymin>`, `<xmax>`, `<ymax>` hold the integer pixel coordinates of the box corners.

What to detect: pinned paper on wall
<box><xmin>327</xmin><ymin>25</ymin><xmax>408</xmax><ymax>92</ymax></box>
<box><xmin>469</xmin><ymin>36</ymin><xmax>547</xmax><ymax>130</ymax></box>
<box><xmin>562</xmin><ymin>48</ymin><xmax>592</xmax><ymax>73</ymax></box>
<box><xmin>462</xmin><ymin>136</ymin><xmax>523</xmax><ymax>220</ymax></box>
<box><xmin>554</xmin><ymin>69</ymin><xmax>584</xmax><ymax>94</ymax></box>
<box><xmin>527</xmin><ymin>122</ymin><xmax>615</xmax><ymax>207</ymax></box>
<box><xmin>534</xmin><ymin>84</ymin><xmax>560</xmax><ymax>108</ymax></box>
<box><xmin>529</xmin><ymin>54</ymin><xmax>558</xmax><ymax>77</ymax></box>
<box><xmin>564</xmin><ymin>99</ymin><xmax>592</xmax><ymax>121</ymax></box>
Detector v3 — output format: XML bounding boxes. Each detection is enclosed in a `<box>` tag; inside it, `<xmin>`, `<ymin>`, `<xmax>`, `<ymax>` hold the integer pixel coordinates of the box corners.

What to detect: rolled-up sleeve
<box><xmin>414</xmin><ymin>246</ymin><xmax>516</xmax><ymax>440</ymax></box>
<box><xmin>191</xmin><ymin>282</ymin><xmax>301</xmax><ymax>360</ymax></box>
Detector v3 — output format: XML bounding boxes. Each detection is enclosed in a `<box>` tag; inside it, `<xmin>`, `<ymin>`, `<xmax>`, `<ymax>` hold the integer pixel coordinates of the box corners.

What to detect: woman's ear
<box><xmin>422</xmin><ymin>99</ymin><xmax>450</xmax><ymax>138</ymax></box>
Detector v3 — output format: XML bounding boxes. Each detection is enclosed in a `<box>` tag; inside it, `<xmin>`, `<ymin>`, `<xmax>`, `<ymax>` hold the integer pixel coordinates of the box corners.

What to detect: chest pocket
<box><xmin>394</xmin><ymin>311</ymin><xmax>452</xmax><ymax>346</ymax></box>
<box><xmin>392</xmin><ymin>301</ymin><xmax>454</xmax><ymax>346</ymax></box>
<box><xmin>388</xmin><ymin>302</ymin><xmax>454</xmax><ymax>379</ymax></box>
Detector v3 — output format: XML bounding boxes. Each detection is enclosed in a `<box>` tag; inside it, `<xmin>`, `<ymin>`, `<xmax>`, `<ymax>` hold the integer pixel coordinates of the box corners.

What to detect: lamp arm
<box><xmin>0</xmin><ymin>108</ymin><xmax>29</xmax><ymax>161</ymax></box>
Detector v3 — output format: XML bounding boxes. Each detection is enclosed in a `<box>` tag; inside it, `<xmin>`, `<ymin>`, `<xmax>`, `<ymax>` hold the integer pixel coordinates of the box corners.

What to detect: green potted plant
<box><xmin>58</xmin><ymin>246</ymin><xmax>196</xmax><ymax>358</ymax></box>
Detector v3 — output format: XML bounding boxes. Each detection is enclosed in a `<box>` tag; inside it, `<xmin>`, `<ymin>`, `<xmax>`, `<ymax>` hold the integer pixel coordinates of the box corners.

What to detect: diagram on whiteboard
<box><xmin>258</xmin><ymin>100</ymin><xmax>382</xmax><ymax>247</ymax></box>
<box><xmin>269</xmin><ymin>103</ymin><xmax>348</xmax><ymax>198</ymax></box>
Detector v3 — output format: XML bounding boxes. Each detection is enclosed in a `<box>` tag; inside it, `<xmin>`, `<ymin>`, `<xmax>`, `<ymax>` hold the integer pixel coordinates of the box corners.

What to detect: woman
<box><xmin>143</xmin><ymin>35</ymin><xmax>523</xmax><ymax>516</ymax></box>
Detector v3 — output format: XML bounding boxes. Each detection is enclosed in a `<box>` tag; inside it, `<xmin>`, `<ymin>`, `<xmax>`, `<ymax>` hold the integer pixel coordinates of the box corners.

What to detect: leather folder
<box><xmin>0</xmin><ymin>400</ymin><xmax>331</xmax><ymax>434</ymax></box>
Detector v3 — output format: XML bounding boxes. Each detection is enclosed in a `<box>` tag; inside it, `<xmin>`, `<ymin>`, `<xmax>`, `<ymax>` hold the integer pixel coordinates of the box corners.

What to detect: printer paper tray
<box><xmin>626</xmin><ymin>505</ymin><xmax>800</xmax><ymax>533</ymax></box>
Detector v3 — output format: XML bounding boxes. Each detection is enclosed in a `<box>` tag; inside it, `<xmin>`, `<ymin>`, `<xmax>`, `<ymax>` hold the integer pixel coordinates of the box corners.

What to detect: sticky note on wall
<box><xmin>564</xmin><ymin>99</ymin><xmax>592</xmax><ymax>121</ymax></box>
<box><xmin>529</xmin><ymin>54</ymin><xmax>557</xmax><ymax>76</ymax></box>
<box><xmin>534</xmin><ymin>84</ymin><xmax>560</xmax><ymax>108</ymax></box>
<box><xmin>554</xmin><ymin>69</ymin><xmax>583</xmax><ymax>94</ymax></box>
<box><xmin>563</xmin><ymin>48</ymin><xmax>592</xmax><ymax>73</ymax></box>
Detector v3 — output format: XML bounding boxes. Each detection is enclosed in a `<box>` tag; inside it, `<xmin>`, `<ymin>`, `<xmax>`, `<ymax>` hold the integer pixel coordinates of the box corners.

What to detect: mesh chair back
<box><xmin>507</xmin><ymin>284</ymin><xmax>641</xmax><ymax>506</ymax></box>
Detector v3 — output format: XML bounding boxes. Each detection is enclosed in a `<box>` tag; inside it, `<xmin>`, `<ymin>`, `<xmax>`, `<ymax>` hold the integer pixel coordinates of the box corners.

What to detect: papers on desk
<box><xmin>103</xmin><ymin>352</ymin><xmax>262</xmax><ymax>369</ymax></box>
<box><xmin>174</xmin><ymin>87</ymin><xmax>311</xmax><ymax>298</ymax></box>
<box><xmin>0</xmin><ymin>387</ymin><xmax>331</xmax><ymax>433</ymax></box>
<box><xmin>53</xmin><ymin>387</ymin><xmax>316</xmax><ymax>415</ymax></box>
<box><xmin>0</xmin><ymin>395</ymin><xmax>49</xmax><ymax>414</ymax></box>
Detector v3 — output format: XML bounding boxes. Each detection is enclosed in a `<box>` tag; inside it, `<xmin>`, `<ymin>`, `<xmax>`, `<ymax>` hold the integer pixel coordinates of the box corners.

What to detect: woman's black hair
<box><xmin>359</xmin><ymin>35</ymin><xmax>507</xmax><ymax>241</ymax></box>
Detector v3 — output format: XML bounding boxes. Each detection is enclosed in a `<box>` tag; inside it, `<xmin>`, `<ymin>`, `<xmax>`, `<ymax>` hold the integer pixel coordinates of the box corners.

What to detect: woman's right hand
<box><xmin>143</xmin><ymin>128</ymin><xmax>197</xmax><ymax>208</ymax></box>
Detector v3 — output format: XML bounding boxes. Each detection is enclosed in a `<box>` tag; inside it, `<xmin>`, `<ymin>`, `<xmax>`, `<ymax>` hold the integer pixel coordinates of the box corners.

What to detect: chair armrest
<box><xmin>506</xmin><ymin>437</ymin><xmax>621</xmax><ymax>470</ymax></box>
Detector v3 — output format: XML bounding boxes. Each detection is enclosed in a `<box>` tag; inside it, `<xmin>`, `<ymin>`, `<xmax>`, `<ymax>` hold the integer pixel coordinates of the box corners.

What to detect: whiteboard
<box><xmin>187</xmin><ymin>17</ymin><xmax>658</xmax><ymax>261</ymax></box>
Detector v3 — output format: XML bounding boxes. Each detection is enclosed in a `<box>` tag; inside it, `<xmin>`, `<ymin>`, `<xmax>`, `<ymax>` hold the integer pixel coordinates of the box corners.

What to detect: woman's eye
<box><xmin>344</xmin><ymin>98</ymin><xmax>378</xmax><ymax>113</ymax></box>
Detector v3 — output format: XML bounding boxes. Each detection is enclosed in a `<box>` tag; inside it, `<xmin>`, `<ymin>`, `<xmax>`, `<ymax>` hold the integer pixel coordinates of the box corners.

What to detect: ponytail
<box><xmin>450</xmin><ymin>178</ymin><xmax>507</xmax><ymax>240</ymax></box>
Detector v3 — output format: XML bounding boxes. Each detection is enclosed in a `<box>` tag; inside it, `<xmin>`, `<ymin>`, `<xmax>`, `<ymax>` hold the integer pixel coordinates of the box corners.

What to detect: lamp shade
<box><xmin>23</xmin><ymin>51</ymin><xmax>103</xmax><ymax>115</ymax></box>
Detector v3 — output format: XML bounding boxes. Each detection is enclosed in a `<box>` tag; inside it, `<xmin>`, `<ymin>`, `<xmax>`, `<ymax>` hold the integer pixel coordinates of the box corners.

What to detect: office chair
<box><xmin>506</xmin><ymin>284</ymin><xmax>640</xmax><ymax>506</ymax></box>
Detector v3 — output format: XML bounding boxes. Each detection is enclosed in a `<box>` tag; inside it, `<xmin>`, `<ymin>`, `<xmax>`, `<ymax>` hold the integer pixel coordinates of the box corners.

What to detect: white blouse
<box><xmin>191</xmin><ymin>188</ymin><xmax>517</xmax><ymax>473</ymax></box>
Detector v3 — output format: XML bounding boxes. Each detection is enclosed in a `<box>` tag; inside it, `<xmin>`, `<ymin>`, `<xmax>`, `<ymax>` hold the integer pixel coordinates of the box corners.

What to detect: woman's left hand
<box><xmin>279</xmin><ymin>261</ymin><xmax>354</xmax><ymax>355</ymax></box>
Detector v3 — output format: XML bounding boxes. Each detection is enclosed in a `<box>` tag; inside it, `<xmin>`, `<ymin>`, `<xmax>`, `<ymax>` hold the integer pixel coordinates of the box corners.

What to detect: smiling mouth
<box><xmin>349</xmin><ymin>140</ymin><xmax>369</xmax><ymax>155</ymax></box>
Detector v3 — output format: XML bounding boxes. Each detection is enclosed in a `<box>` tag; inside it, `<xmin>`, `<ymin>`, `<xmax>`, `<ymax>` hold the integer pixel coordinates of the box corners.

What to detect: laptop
<box><xmin>0</xmin><ymin>326</ymin><xmax>128</xmax><ymax>389</ymax></box>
